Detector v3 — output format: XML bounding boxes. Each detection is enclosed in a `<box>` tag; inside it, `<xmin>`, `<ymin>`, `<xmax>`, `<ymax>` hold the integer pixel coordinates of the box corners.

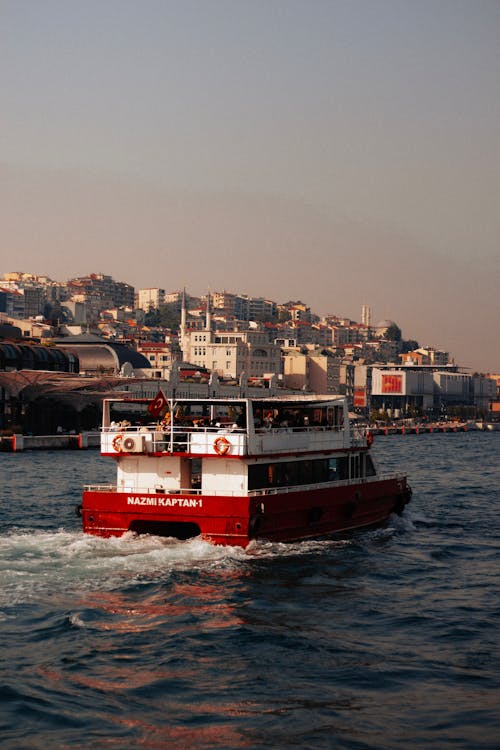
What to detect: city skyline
<box><xmin>0</xmin><ymin>267</ymin><xmax>494</xmax><ymax>376</ymax></box>
<box><xmin>2</xmin><ymin>1</ymin><xmax>499</xmax><ymax>372</ymax></box>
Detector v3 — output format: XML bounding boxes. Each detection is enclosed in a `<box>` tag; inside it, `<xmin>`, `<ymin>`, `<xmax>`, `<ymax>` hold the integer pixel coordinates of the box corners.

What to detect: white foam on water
<box><xmin>390</xmin><ymin>508</ymin><xmax>418</xmax><ymax>532</ymax></box>
<box><xmin>0</xmin><ymin>526</ymin><xmax>375</xmax><ymax>610</ymax></box>
<box><xmin>245</xmin><ymin>536</ymin><xmax>352</xmax><ymax>558</ymax></box>
<box><xmin>0</xmin><ymin>528</ymin><xmax>248</xmax><ymax>608</ymax></box>
<box><xmin>68</xmin><ymin>611</ymin><xmax>86</xmax><ymax>628</ymax></box>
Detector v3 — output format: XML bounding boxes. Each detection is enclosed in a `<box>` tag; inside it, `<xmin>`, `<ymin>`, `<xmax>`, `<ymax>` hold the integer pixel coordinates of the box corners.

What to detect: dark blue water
<box><xmin>1</xmin><ymin>433</ymin><xmax>499</xmax><ymax>749</ymax></box>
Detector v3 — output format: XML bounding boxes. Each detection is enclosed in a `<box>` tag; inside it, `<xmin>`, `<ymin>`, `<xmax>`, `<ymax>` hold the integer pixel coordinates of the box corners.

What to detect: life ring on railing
<box><xmin>366</xmin><ymin>431</ymin><xmax>374</xmax><ymax>447</ymax></box>
<box><xmin>112</xmin><ymin>434</ymin><xmax>124</xmax><ymax>452</ymax></box>
<box><xmin>213</xmin><ymin>436</ymin><xmax>231</xmax><ymax>455</ymax></box>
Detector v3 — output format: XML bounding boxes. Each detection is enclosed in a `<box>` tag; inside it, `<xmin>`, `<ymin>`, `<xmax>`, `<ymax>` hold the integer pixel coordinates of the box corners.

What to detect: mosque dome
<box><xmin>376</xmin><ymin>319</ymin><xmax>397</xmax><ymax>330</ymax></box>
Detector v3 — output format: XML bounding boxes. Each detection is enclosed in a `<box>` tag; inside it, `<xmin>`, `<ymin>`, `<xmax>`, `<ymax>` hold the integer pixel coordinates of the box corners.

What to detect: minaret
<box><xmin>206</xmin><ymin>289</ymin><xmax>212</xmax><ymax>331</ymax></box>
<box><xmin>180</xmin><ymin>288</ymin><xmax>187</xmax><ymax>358</ymax></box>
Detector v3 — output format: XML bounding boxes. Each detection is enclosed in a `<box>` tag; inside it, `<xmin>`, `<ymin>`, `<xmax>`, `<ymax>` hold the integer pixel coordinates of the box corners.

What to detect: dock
<box><xmin>0</xmin><ymin>432</ymin><xmax>101</xmax><ymax>452</ymax></box>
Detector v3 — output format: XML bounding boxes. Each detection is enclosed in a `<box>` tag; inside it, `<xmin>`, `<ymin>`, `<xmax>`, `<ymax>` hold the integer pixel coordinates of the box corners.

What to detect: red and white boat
<box><xmin>81</xmin><ymin>394</ymin><xmax>411</xmax><ymax>547</ymax></box>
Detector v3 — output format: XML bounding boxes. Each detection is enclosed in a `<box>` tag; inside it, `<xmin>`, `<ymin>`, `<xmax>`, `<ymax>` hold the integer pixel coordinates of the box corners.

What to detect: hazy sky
<box><xmin>1</xmin><ymin>0</ymin><xmax>499</xmax><ymax>371</ymax></box>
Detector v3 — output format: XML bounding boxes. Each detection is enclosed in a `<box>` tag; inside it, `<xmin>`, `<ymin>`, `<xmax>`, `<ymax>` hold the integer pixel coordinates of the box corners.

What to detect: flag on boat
<box><xmin>148</xmin><ymin>389</ymin><xmax>168</xmax><ymax>419</ymax></box>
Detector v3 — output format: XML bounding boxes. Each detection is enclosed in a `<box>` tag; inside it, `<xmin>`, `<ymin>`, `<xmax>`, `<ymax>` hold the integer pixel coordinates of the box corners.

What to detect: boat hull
<box><xmin>81</xmin><ymin>477</ymin><xmax>411</xmax><ymax>547</ymax></box>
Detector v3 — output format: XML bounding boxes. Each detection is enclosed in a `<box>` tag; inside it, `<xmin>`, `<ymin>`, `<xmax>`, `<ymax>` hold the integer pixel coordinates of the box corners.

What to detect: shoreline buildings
<box><xmin>1</xmin><ymin>272</ymin><xmax>498</xmax><ymax>435</ymax></box>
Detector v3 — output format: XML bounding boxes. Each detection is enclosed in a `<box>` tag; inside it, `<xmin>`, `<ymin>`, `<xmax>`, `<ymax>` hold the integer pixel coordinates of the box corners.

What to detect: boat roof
<box><xmin>103</xmin><ymin>394</ymin><xmax>345</xmax><ymax>406</ymax></box>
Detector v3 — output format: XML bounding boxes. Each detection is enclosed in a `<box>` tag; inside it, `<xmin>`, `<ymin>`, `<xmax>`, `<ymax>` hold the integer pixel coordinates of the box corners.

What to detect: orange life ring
<box><xmin>112</xmin><ymin>434</ymin><xmax>124</xmax><ymax>452</ymax></box>
<box><xmin>366</xmin><ymin>431</ymin><xmax>374</xmax><ymax>447</ymax></box>
<box><xmin>214</xmin><ymin>436</ymin><xmax>231</xmax><ymax>455</ymax></box>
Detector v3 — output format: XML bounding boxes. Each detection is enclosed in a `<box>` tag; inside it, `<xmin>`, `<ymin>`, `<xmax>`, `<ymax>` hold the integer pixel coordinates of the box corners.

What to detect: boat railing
<box><xmin>101</xmin><ymin>423</ymin><xmax>248</xmax><ymax>455</ymax></box>
<box><xmin>248</xmin><ymin>472</ymin><xmax>406</xmax><ymax>497</ymax></box>
<box><xmin>84</xmin><ymin>472</ymin><xmax>406</xmax><ymax>498</ymax></box>
<box><xmin>351</xmin><ymin>425</ymin><xmax>371</xmax><ymax>446</ymax></box>
<box><xmin>84</xmin><ymin>483</ymin><xmax>204</xmax><ymax>495</ymax></box>
<box><xmin>101</xmin><ymin>421</ymin><xmax>364</xmax><ymax>455</ymax></box>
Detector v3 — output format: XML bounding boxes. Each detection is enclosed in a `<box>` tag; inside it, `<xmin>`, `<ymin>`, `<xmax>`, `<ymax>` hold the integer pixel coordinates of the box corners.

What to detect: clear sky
<box><xmin>1</xmin><ymin>0</ymin><xmax>499</xmax><ymax>371</ymax></box>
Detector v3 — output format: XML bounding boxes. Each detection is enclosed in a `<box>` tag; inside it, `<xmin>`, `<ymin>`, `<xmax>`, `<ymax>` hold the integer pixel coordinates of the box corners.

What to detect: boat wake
<box><xmin>0</xmin><ymin>514</ymin><xmax>414</xmax><ymax>617</ymax></box>
<box><xmin>0</xmin><ymin>529</ymin><xmax>245</xmax><ymax>612</ymax></box>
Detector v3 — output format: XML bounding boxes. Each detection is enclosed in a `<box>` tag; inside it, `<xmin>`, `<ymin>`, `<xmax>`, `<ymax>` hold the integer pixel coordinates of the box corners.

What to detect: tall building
<box><xmin>136</xmin><ymin>288</ymin><xmax>165</xmax><ymax>312</ymax></box>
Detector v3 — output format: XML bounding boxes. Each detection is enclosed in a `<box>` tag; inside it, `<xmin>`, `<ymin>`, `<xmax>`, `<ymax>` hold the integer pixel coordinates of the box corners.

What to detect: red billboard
<box><xmin>353</xmin><ymin>387</ymin><xmax>367</xmax><ymax>407</ymax></box>
<box><xmin>381</xmin><ymin>374</ymin><xmax>403</xmax><ymax>394</ymax></box>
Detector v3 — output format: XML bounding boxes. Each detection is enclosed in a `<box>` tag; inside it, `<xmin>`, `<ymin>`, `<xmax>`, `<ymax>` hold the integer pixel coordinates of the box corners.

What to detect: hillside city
<box><xmin>0</xmin><ymin>271</ymin><xmax>498</xmax><ymax>436</ymax></box>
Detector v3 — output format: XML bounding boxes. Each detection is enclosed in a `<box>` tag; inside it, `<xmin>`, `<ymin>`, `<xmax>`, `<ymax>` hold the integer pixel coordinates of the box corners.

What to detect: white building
<box><xmin>371</xmin><ymin>368</ymin><xmax>435</xmax><ymax>414</ymax></box>
<box><xmin>180</xmin><ymin>297</ymin><xmax>281</xmax><ymax>379</ymax></box>
<box><xmin>136</xmin><ymin>288</ymin><xmax>165</xmax><ymax>312</ymax></box>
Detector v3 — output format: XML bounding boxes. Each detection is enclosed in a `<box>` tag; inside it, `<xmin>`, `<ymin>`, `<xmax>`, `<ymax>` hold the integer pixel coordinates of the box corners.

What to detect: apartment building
<box><xmin>208</xmin><ymin>292</ymin><xmax>277</xmax><ymax>322</ymax></box>
<box><xmin>136</xmin><ymin>288</ymin><xmax>165</xmax><ymax>312</ymax></box>
<box><xmin>68</xmin><ymin>274</ymin><xmax>134</xmax><ymax>309</ymax></box>
<box><xmin>136</xmin><ymin>338</ymin><xmax>182</xmax><ymax>372</ymax></box>
<box><xmin>282</xmin><ymin>347</ymin><xmax>340</xmax><ymax>393</ymax></box>
<box><xmin>400</xmin><ymin>347</ymin><xmax>450</xmax><ymax>367</ymax></box>
<box><xmin>182</xmin><ymin>325</ymin><xmax>281</xmax><ymax>379</ymax></box>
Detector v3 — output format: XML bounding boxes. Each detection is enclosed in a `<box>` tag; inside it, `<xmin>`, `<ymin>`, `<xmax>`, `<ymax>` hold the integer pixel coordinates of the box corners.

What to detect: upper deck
<box><xmin>101</xmin><ymin>395</ymin><xmax>364</xmax><ymax>457</ymax></box>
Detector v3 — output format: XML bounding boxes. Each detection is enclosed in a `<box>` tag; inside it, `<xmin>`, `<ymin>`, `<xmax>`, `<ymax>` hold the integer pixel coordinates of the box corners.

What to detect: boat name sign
<box><xmin>127</xmin><ymin>496</ymin><xmax>203</xmax><ymax>508</ymax></box>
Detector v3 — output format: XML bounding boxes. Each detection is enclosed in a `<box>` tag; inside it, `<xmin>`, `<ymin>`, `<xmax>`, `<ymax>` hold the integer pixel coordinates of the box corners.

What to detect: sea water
<box><xmin>1</xmin><ymin>433</ymin><xmax>499</xmax><ymax>749</ymax></box>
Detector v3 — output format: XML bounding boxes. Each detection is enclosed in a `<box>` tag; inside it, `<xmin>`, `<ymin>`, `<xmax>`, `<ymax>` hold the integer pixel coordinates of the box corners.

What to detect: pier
<box><xmin>369</xmin><ymin>421</ymin><xmax>498</xmax><ymax>436</ymax></box>
<box><xmin>0</xmin><ymin>432</ymin><xmax>101</xmax><ymax>452</ymax></box>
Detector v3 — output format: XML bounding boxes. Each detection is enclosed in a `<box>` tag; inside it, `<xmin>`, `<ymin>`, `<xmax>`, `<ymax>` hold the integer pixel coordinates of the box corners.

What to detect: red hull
<box><xmin>81</xmin><ymin>477</ymin><xmax>411</xmax><ymax>547</ymax></box>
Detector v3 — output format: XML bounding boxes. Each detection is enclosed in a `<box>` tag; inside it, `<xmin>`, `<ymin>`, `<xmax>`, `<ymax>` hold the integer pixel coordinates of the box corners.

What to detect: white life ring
<box><xmin>112</xmin><ymin>434</ymin><xmax>124</xmax><ymax>452</ymax></box>
<box><xmin>214</xmin><ymin>436</ymin><xmax>231</xmax><ymax>455</ymax></box>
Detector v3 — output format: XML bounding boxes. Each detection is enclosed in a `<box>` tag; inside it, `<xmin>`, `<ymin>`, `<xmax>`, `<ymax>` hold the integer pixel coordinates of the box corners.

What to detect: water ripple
<box><xmin>1</xmin><ymin>434</ymin><xmax>500</xmax><ymax>749</ymax></box>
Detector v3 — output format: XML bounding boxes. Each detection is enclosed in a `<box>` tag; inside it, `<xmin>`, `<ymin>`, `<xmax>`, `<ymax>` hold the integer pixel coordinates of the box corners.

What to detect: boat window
<box><xmin>328</xmin><ymin>458</ymin><xmax>338</xmax><ymax>480</ymax></box>
<box><xmin>248</xmin><ymin>457</ymin><xmax>345</xmax><ymax>491</ymax></box>
<box><xmin>313</xmin><ymin>459</ymin><xmax>328</xmax><ymax>483</ymax></box>
<box><xmin>365</xmin><ymin>454</ymin><xmax>376</xmax><ymax>477</ymax></box>
<box><xmin>298</xmin><ymin>460</ymin><xmax>313</xmax><ymax>484</ymax></box>
<box><xmin>336</xmin><ymin>457</ymin><xmax>349</xmax><ymax>480</ymax></box>
<box><xmin>350</xmin><ymin>455</ymin><xmax>360</xmax><ymax>479</ymax></box>
<box><xmin>248</xmin><ymin>463</ymin><xmax>268</xmax><ymax>490</ymax></box>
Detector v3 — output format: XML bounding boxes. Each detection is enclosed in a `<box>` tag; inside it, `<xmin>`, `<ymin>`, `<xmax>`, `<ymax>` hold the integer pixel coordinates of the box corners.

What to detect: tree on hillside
<box><xmin>384</xmin><ymin>323</ymin><xmax>402</xmax><ymax>341</ymax></box>
<box><xmin>278</xmin><ymin>309</ymin><xmax>292</xmax><ymax>323</ymax></box>
<box><xmin>401</xmin><ymin>339</ymin><xmax>419</xmax><ymax>353</ymax></box>
<box><xmin>143</xmin><ymin>303</ymin><xmax>180</xmax><ymax>329</ymax></box>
